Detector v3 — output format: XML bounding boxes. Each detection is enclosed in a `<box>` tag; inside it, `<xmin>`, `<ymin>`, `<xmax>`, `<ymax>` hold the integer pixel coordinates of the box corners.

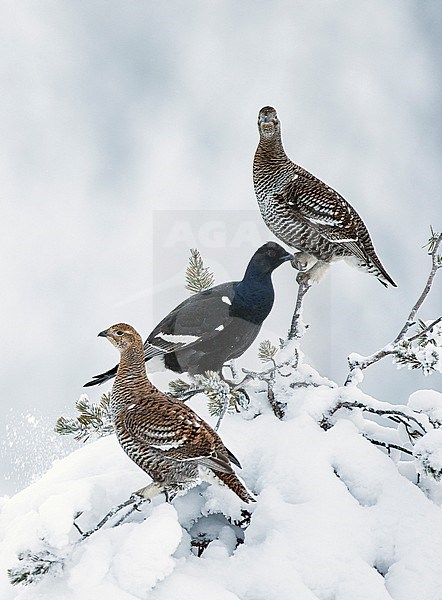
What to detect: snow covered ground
<box><xmin>1</xmin><ymin>360</ymin><xmax>442</xmax><ymax>600</ymax></box>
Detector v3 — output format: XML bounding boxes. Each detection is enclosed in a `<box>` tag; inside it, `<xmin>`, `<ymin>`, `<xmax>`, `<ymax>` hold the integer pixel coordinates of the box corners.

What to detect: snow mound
<box><xmin>1</xmin><ymin>382</ymin><xmax>442</xmax><ymax>599</ymax></box>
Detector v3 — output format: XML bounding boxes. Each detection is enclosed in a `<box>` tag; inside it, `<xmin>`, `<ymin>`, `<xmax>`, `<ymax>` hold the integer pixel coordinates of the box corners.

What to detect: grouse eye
<box><xmin>116</xmin><ymin>330</ymin><xmax>124</xmax><ymax>336</ymax></box>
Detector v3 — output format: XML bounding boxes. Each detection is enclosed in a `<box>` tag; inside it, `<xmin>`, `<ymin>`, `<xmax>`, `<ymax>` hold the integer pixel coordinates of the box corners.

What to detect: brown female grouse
<box><xmin>253</xmin><ymin>106</ymin><xmax>396</xmax><ymax>287</ymax></box>
<box><xmin>98</xmin><ymin>323</ymin><xmax>254</xmax><ymax>503</ymax></box>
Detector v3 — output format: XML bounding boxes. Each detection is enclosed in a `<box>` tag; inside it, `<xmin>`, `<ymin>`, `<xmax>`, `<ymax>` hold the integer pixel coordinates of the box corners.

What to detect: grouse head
<box><xmin>257</xmin><ymin>106</ymin><xmax>280</xmax><ymax>140</ymax></box>
<box><xmin>98</xmin><ymin>323</ymin><xmax>142</xmax><ymax>352</ymax></box>
<box><xmin>249</xmin><ymin>242</ymin><xmax>292</xmax><ymax>275</ymax></box>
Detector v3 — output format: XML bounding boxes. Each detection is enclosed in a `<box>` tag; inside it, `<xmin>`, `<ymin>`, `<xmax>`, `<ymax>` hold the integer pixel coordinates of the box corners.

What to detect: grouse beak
<box><xmin>98</xmin><ymin>329</ymin><xmax>109</xmax><ymax>338</ymax></box>
<box><xmin>281</xmin><ymin>253</ymin><xmax>293</xmax><ymax>263</ymax></box>
<box><xmin>259</xmin><ymin>115</ymin><xmax>276</xmax><ymax>136</ymax></box>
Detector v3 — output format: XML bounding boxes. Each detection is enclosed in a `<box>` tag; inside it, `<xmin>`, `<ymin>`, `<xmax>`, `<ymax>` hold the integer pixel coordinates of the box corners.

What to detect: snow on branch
<box><xmin>8</xmin><ymin>494</ymin><xmax>150</xmax><ymax>586</ymax></box>
<box><xmin>8</xmin><ymin>549</ymin><xmax>64</xmax><ymax>586</ymax></box>
<box><xmin>55</xmin><ymin>394</ymin><xmax>113</xmax><ymax>442</ymax></box>
<box><xmin>169</xmin><ymin>371</ymin><xmax>247</xmax><ymax>431</ymax></box>
<box><xmin>346</xmin><ymin>229</ymin><xmax>442</xmax><ymax>384</ymax></box>
<box><xmin>9</xmin><ymin>235</ymin><xmax>442</xmax><ymax>591</ymax></box>
<box><xmin>321</xmin><ymin>395</ymin><xmax>429</xmax><ymax>457</ymax></box>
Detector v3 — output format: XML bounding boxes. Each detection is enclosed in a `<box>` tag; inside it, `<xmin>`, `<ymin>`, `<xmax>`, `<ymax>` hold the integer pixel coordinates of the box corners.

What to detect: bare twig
<box><xmin>79</xmin><ymin>496</ymin><xmax>147</xmax><ymax>541</ymax></box>
<box><xmin>9</xmin><ymin>494</ymin><xmax>150</xmax><ymax>586</ymax></box>
<box><xmin>407</xmin><ymin>316</ymin><xmax>442</xmax><ymax>343</ymax></box>
<box><xmin>214</xmin><ymin>397</ymin><xmax>230</xmax><ymax>431</ymax></box>
<box><xmin>287</xmin><ymin>279</ymin><xmax>311</xmax><ymax>340</ymax></box>
<box><xmin>240</xmin><ymin>365</ymin><xmax>287</xmax><ymax>419</ymax></box>
<box><xmin>393</xmin><ymin>233</ymin><xmax>442</xmax><ymax>343</ymax></box>
<box><xmin>227</xmin><ymin>360</ymin><xmax>239</xmax><ymax>381</ymax></box>
<box><xmin>346</xmin><ymin>232</ymin><xmax>442</xmax><ymax>384</ymax></box>
<box><xmin>326</xmin><ymin>400</ymin><xmax>427</xmax><ymax>436</ymax></box>
<box><xmin>266</xmin><ymin>379</ymin><xmax>286</xmax><ymax>420</ymax></box>
<box><xmin>364</xmin><ymin>437</ymin><xmax>414</xmax><ymax>457</ymax></box>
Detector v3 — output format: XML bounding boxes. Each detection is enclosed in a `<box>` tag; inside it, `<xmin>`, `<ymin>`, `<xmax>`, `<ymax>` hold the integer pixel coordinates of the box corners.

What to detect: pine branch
<box><xmin>8</xmin><ymin>494</ymin><xmax>149</xmax><ymax>586</ymax></box>
<box><xmin>168</xmin><ymin>378</ymin><xmax>205</xmax><ymax>402</ymax></box>
<box><xmin>78</xmin><ymin>496</ymin><xmax>147</xmax><ymax>540</ymax></box>
<box><xmin>258</xmin><ymin>339</ymin><xmax>278</xmax><ymax>364</ymax></box>
<box><xmin>8</xmin><ymin>549</ymin><xmax>64</xmax><ymax>586</ymax></box>
<box><xmin>185</xmin><ymin>248</ymin><xmax>215</xmax><ymax>294</ymax></box>
<box><xmin>169</xmin><ymin>372</ymin><xmax>241</xmax><ymax>428</ymax></box>
<box><xmin>55</xmin><ymin>394</ymin><xmax>114</xmax><ymax>442</ymax></box>
<box><xmin>194</xmin><ymin>371</ymin><xmax>237</xmax><ymax>422</ymax></box>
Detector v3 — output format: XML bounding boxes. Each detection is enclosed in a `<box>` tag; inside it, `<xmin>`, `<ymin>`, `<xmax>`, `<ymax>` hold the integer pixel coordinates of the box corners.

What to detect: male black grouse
<box><xmin>84</xmin><ymin>242</ymin><xmax>292</xmax><ymax>387</ymax></box>
<box><xmin>253</xmin><ymin>106</ymin><xmax>396</xmax><ymax>287</ymax></box>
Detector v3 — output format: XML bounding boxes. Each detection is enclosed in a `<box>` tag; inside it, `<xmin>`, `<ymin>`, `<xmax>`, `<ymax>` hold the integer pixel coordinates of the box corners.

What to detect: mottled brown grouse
<box><xmin>98</xmin><ymin>323</ymin><xmax>254</xmax><ymax>503</ymax></box>
<box><xmin>253</xmin><ymin>106</ymin><xmax>396</xmax><ymax>287</ymax></box>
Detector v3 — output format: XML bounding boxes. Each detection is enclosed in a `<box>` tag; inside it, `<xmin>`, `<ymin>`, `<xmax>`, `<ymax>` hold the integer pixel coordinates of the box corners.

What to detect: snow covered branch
<box><xmin>7</xmin><ymin>549</ymin><xmax>64</xmax><ymax>587</ymax></box>
<box><xmin>346</xmin><ymin>230</ymin><xmax>442</xmax><ymax>385</ymax></box>
<box><xmin>394</xmin><ymin>230</ymin><xmax>442</xmax><ymax>343</ymax></box>
<box><xmin>169</xmin><ymin>371</ymin><xmax>248</xmax><ymax>430</ymax></box>
<box><xmin>27</xmin><ymin>237</ymin><xmax>441</xmax><ymax>596</ymax></box>
<box><xmin>55</xmin><ymin>394</ymin><xmax>114</xmax><ymax>442</ymax></box>
<box><xmin>7</xmin><ymin>493</ymin><xmax>150</xmax><ymax>586</ymax></box>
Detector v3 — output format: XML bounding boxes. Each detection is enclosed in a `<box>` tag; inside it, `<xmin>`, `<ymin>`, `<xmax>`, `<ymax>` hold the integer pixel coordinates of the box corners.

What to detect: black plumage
<box><xmin>84</xmin><ymin>242</ymin><xmax>292</xmax><ymax>387</ymax></box>
<box><xmin>253</xmin><ymin>106</ymin><xmax>396</xmax><ymax>287</ymax></box>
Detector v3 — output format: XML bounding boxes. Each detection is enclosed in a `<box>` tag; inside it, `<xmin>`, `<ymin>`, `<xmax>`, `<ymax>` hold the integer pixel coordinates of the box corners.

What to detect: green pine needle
<box><xmin>55</xmin><ymin>394</ymin><xmax>113</xmax><ymax>442</ymax></box>
<box><xmin>185</xmin><ymin>248</ymin><xmax>215</xmax><ymax>294</ymax></box>
<box><xmin>258</xmin><ymin>339</ymin><xmax>278</xmax><ymax>363</ymax></box>
<box><xmin>423</xmin><ymin>226</ymin><xmax>441</xmax><ymax>255</ymax></box>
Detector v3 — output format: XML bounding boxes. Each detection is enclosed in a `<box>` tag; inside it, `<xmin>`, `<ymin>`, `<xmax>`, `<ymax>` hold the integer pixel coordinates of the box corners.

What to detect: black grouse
<box><xmin>84</xmin><ymin>242</ymin><xmax>292</xmax><ymax>387</ymax></box>
<box><xmin>253</xmin><ymin>106</ymin><xmax>396</xmax><ymax>287</ymax></box>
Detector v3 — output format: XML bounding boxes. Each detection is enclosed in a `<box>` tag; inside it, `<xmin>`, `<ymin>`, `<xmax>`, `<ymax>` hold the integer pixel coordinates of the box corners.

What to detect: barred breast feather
<box><xmin>253</xmin><ymin>106</ymin><xmax>396</xmax><ymax>287</ymax></box>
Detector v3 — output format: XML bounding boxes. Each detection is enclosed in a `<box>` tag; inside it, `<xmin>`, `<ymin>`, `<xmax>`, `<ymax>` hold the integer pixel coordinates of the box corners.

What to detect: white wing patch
<box><xmin>150</xmin><ymin>438</ymin><xmax>186</xmax><ymax>451</ymax></box>
<box><xmin>221</xmin><ymin>296</ymin><xmax>232</xmax><ymax>305</ymax></box>
<box><xmin>157</xmin><ymin>332</ymin><xmax>200</xmax><ymax>344</ymax></box>
<box><xmin>215</xmin><ymin>325</ymin><xmax>224</xmax><ymax>331</ymax></box>
<box><xmin>308</xmin><ymin>216</ymin><xmax>342</xmax><ymax>227</ymax></box>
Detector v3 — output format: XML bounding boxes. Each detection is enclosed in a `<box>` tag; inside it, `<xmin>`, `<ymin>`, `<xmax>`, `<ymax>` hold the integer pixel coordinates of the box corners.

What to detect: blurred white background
<box><xmin>1</xmin><ymin>0</ymin><xmax>440</xmax><ymax>495</ymax></box>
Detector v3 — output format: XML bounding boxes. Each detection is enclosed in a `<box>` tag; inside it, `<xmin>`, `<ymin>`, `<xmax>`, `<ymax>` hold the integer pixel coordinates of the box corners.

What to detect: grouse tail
<box><xmin>214</xmin><ymin>470</ymin><xmax>256</xmax><ymax>503</ymax></box>
<box><xmin>83</xmin><ymin>364</ymin><xmax>118</xmax><ymax>388</ymax></box>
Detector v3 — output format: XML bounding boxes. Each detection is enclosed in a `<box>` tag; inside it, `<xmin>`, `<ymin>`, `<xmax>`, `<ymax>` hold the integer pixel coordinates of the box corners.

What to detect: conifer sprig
<box><xmin>258</xmin><ymin>339</ymin><xmax>278</xmax><ymax>364</ymax></box>
<box><xmin>169</xmin><ymin>372</ymin><xmax>240</xmax><ymax>421</ymax></box>
<box><xmin>55</xmin><ymin>394</ymin><xmax>113</xmax><ymax>442</ymax></box>
<box><xmin>185</xmin><ymin>248</ymin><xmax>215</xmax><ymax>294</ymax></box>
<box><xmin>8</xmin><ymin>549</ymin><xmax>63</xmax><ymax>586</ymax></box>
